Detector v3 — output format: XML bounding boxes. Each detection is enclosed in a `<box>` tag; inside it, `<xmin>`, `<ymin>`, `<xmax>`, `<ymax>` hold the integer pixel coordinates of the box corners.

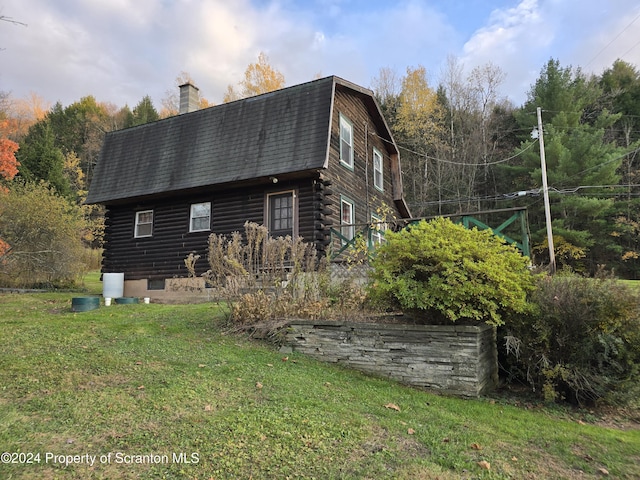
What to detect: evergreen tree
<box><xmin>127</xmin><ymin>95</ymin><xmax>160</xmax><ymax>127</ymax></box>
<box><xmin>511</xmin><ymin>59</ymin><xmax>625</xmax><ymax>272</ymax></box>
<box><xmin>16</xmin><ymin>121</ymin><xmax>71</xmax><ymax>197</ymax></box>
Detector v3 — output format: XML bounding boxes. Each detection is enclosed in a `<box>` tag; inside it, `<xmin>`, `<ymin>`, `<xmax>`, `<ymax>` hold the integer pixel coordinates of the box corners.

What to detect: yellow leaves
<box><xmin>223</xmin><ymin>52</ymin><xmax>286</xmax><ymax>103</ymax></box>
<box><xmin>477</xmin><ymin>460</ymin><xmax>491</xmax><ymax>470</ymax></box>
<box><xmin>63</xmin><ymin>151</ymin><xmax>85</xmax><ymax>192</ymax></box>
<box><xmin>396</xmin><ymin>65</ymin><xmax>444</xmax><ymax>144</ymax></box>
<box><xmin>384</xmin><ymin>403</ymin><xmax>401</xmax><ymax>412</ymax></box>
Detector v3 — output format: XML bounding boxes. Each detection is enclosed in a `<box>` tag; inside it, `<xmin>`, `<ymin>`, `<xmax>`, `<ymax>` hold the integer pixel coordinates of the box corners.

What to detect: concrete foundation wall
<box><xmin>122</xmin><ymin>278</ymin><xmax>214</xmax><ymax>303</ymax></box>
<box><xmin>283</xmin><ymin>320</ymin><xmax>498</xmax><ymax>397</ymax></box>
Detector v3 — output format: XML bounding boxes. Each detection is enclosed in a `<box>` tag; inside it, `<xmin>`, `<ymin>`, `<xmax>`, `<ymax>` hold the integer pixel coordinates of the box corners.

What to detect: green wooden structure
<box><xmin>330</xmin><ymin>207</ymin><xmax>530</xmax><ymax>260</ymax></box>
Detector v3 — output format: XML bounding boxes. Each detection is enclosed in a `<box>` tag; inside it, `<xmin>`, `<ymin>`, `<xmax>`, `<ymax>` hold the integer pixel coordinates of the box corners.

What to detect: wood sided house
<box><xmin>86</xmin><ymin>76</ymin><xmax>411</xmax><ymax>300</ymax></box>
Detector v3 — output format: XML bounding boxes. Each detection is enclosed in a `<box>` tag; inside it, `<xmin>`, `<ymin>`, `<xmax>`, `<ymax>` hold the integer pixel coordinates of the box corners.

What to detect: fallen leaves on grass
<box><xmin>384</xmin><ymin>403</ymin><xmax>401</xmax><ymax>412</ymax></box>
<box><xmin>477</xmin><ymin>460</ymin><xmax>491</xmax><ymax>470</ymax></box>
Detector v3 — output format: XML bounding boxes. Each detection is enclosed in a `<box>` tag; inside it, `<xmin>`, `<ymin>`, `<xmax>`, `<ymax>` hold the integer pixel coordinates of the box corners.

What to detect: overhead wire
<box><xmin>584</xmin><ymin>10</ymin><xmax>640</xmax><ymax>69</ymax></box>
<box><xmin>371</xmin><ymin>131</ymin><xmax>539</xmax><ymax>167</ymax></box>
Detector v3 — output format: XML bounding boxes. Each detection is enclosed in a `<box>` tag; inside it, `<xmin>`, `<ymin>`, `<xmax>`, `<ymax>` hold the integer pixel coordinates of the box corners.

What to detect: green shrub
<box><xmin>0</xmin><ymin>180</ymin><xmax>88</xmax><ymax>288</ymax></box>
<box><xmin>368</xmin><ymin>218</ymin><xmax>536</xmax><ymax>326</ymax></box>
<box><xmin>503</xmin><ymin>271</ymin><xmax>640</xmax><ymax>406</ymax></box>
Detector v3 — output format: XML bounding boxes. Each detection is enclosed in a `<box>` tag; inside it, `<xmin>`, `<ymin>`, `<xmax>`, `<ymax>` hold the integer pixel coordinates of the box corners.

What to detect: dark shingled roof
<box><xmin>86</xmin><ymin>76</ymin><xmax>394</xmax><ymax>205</ymax></box>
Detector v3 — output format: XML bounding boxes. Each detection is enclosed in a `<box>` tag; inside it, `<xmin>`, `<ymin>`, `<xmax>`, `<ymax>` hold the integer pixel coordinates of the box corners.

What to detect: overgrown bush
<box><xmin>185</xmin><ymin>222</ymin><xmax>375</xmax><ymax>330</ymax></box>
<box><xmin>503</xmin><ymin>270</ymin><xmax>640</xmax><ymax>406</ymax></box>
<box><xmin>0</xmin><ymin>180</ymin><xmax>88</xmax><ymax>288</ymax></box>
<box><xmin>188</xmin><ymin>222</ymin><xmax>331</xmax><ymax>322</ymax></box>
<box><xmin>367</xmin><ymin>218</ymin><xmax>536</xmax><ymax>325</ymax></box>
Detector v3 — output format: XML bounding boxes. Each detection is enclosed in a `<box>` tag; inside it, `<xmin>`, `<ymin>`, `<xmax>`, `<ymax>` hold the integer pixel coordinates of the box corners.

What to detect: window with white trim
<box><xmin>339</xmin><ymin>114</ymin><xmax>353</xmax><ymax>169</ymax></box>
<box><xmin>135</xmin><ymin>210</ymin><xmax>153</xmax><ymax>238</ymax></box>
<box><xmin>189</xmin><ymin>202</ymin><xmax>211</xmax><ymax>232</ymax></box>
<box><xmin>373</xmin><ymin>147</ymin><xmax>384</xmax><ymax>191</ymax></box>
<box><xmin>340</xmin><ymin>197</ymin><xmax>355</xmax><ymax>244</ymax></box>
<box><xmin>370</xmin><ymin>213</ymin><xmax>386</xmax><ymax>246</ymax></box>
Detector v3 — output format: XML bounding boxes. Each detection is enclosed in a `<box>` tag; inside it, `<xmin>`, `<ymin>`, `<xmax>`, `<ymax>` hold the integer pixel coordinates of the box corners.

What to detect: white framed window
<box><xmin>339</xmin><ymin>114</ymin><xmax>353</xmax><ymax>169</ymax></box>
<box><xmin>373</xmin><ymin>147</ymin><xmax>384</xmax><ymax>191</ymax></box>
<box><xmin>135</xmin><ymin>210</ymin><xmax>153</xmax><ymax>238</ymax></box>
<box><xmin>189</xmin><ymin>202</ymin><xmax>211</xmax><ymax>232</ymax></box>
<box><xmin>340</xmin><ymin>196</ymin><xmax>355</xmax><ymax>244</ymax></box>
<box><xmin>370</xmin><ymin>213</ymin><xmax>386</xmax><ymax>246</ymax></box>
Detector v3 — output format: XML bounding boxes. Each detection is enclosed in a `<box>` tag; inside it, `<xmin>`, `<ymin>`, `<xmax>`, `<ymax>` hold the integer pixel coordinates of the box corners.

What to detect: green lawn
<box><xmin>0</xmin><ymin>289</ymin><xmax>638</xmax><ymax>479</ymax></box>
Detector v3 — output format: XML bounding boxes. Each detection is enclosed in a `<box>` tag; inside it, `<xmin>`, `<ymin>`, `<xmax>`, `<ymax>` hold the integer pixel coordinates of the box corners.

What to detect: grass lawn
<box><xmin>0</xmin><ymin>282</ymin><xmax>638</xmax><ymax>479</ymax></box>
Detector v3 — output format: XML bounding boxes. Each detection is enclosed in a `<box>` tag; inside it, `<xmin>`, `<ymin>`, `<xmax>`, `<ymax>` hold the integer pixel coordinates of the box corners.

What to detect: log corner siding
<box><xmin>283</xmin><ymin>320</ymin><xmax>499</xmax><ymax>397</ymax></box>
<box><xmin>86</xmin><ymin>76</ymin><xmax>411</xmax><ymax>301</ymax></box>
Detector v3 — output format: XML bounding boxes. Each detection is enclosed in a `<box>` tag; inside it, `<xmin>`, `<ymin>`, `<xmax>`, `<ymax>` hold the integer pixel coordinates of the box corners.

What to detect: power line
<box><xmin>374</xmin><ymin>132</ymin><xmax>539</xmax><ymax>167</ymax></box>
<box><xmin>584</xmin><ymin>10</ymin><xmax>640</xmax><ymax>69</ymax></box>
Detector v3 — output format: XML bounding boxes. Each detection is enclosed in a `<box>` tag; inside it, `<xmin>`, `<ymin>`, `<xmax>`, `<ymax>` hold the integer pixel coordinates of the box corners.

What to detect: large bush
<box><xmin>0</xmin><ymin>181</ymin><xmax>87</xmax><ymax>288</ymax></box>
<box><xmin>503</xmin><ymin>271</ymin><xmax>640</xmax><ymax>406</ymax></box>
<box><xmin>368</xmin><ymin>218</ymin><xmax>536</xmax><ymax>326</ymax></box>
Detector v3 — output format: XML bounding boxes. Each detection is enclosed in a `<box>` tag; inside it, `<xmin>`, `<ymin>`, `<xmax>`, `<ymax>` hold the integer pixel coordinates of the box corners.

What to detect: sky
<box><xmin>1</xmin><ymin>0</ymin><xmax>640</xmax><ymax>111</ymax></box>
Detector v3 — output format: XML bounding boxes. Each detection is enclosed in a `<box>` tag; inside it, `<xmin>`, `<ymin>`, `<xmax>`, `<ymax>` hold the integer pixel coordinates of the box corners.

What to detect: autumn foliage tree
<box><xmin>223</xmin><ymin>52</ymin><xmax>286</xmax><ymax>102</ymax></box>
<box><xmin>0</xmin><ymin>138</ymin><xmax>19</xmax><ymax>183</ymax></box>
<box><xmin>0</xmin><ymin>138</ymin><xmax>19</xmax><ymax>262</ymax></box>
<box><xmin>391</xmin><ymin>66</ymin><xmax>444</xmax><ymax>213</ymax></box>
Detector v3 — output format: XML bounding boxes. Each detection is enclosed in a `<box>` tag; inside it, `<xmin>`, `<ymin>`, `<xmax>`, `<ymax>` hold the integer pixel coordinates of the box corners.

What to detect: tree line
<box><xmin>2</xmin><ymin>53</ymin><xmax>640</xmax><ymax>284</ymax></box>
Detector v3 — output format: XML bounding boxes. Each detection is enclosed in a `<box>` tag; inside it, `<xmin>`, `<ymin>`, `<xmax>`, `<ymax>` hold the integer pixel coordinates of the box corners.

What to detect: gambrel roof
<box><xmin>86</xmin><ymin>76</ymin><xmax>399</xmax><ymax>205</ymax></box>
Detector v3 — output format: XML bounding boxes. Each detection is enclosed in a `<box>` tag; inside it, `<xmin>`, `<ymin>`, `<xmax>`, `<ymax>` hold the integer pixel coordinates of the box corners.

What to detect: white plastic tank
<box><xmin>103</xmin><ymin>272</ymin><xmax>124</xmax><ymax>299</ymax></box>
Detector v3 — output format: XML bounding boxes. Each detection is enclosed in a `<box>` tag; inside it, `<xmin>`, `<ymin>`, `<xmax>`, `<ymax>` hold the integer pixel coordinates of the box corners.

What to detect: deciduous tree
<box><xmin>223</xmin><ymin>52</ymin><xmax>285</xmax><ymax>102</ymax></box>
<box><xmin>0</xmin><ymin>138</ymin><xmax>19</xmax><ymax>182</ymax></box>
<box><xmin>392</xmin><ymin>65</ymin><xmax>444</xmax><ymax>214</ymax></box>
<box><xmin>0</xmin><ymin>180</ymin><xmax>87</xmax><ymax>288</ymax></box>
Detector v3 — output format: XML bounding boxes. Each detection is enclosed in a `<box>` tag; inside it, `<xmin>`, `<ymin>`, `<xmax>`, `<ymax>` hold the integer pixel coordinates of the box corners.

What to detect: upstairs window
<box><xmin>373</xmin><ymin>147</ymin><xmax>384</xmax><ymax>191</ymax></box>
<box><xmin>339</xmin><ymin>114</ymin><xmax>353</xmax><ymax>169</ymax></box>
<box><xmin>190</xmin><ymin>202</ymin><xmax>211</xmax><ymax>232</ymax></box>
<box><xmin>135</xmin><ymin>210</ymin><xmax>153</xmax><ymax>238</ymax></box>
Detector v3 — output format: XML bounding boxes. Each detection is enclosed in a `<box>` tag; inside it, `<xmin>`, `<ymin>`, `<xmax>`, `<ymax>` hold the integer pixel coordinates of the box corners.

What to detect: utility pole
<box><xmin>537</xmin><ymin>107</ymin><xmax>556</xmax><ymax>273</ymax></box>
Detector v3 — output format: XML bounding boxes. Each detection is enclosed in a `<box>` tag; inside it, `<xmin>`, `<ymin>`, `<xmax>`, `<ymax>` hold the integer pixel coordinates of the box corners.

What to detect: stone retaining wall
<box><xmin>283</xmin><ymin>320</ymin><xmax>498</xmax><ymax>397</ymax></box>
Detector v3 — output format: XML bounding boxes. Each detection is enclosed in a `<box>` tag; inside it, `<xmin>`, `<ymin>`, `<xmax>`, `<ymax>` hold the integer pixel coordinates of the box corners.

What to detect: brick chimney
<box><xmin>179</xmin><ymin>83</ymin><xmax>200</xmax><ymax>114</ymax></box>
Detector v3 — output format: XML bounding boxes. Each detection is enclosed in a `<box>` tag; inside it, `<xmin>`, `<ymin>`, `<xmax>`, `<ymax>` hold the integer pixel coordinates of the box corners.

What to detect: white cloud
<box><xmin>2</xmin><ymin>0</ymin><xmax>640</xmax><ymax>110</ymax></box>
<box><xmin>459</xmin><ymin>0</ymin><xmax>640</xmax><ymax>104</ymax></box>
